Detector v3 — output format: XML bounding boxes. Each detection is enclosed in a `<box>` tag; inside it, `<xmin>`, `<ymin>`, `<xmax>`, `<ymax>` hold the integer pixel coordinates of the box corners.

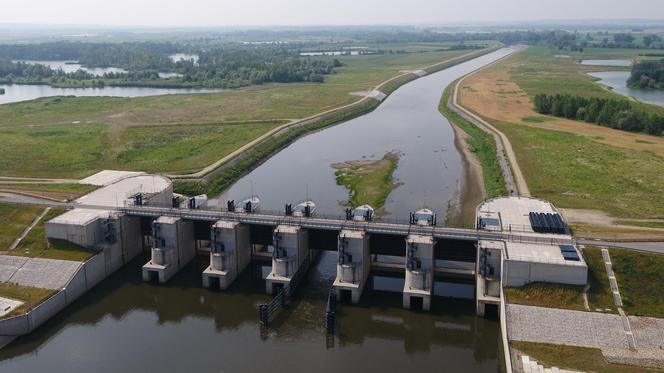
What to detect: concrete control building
<box><xmin>475</xmin><ymin>196</ymin><xmax>587</xmax><ymax>316</ymax></box>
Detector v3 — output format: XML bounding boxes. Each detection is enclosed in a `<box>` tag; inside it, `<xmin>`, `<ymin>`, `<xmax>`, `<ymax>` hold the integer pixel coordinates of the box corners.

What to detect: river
<box><xmin>0</xmin><ymin>47</ymin><xmax>516</xmax><ymax>372</ymax></box>
<box><xmin>215</xmin><ymin>47</ymin><xmax>518</xmax><ymax>220</ymax></box>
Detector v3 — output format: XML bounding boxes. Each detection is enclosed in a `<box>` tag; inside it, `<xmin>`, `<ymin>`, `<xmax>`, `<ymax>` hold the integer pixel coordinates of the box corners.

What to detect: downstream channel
<box><xmin>0</xmin><ymin>47</ymin><xmax>516</xmax><ymax>372</ymax></box>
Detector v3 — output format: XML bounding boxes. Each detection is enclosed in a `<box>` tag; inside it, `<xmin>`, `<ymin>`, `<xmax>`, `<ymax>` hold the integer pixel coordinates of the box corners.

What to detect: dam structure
<box><xmin>1</xmin><ymin>170</ymin><xmax>588</xmax><ymax>340</ymax></box>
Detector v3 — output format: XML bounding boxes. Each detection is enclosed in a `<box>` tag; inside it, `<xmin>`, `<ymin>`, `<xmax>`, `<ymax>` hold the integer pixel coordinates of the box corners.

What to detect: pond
<box><xmin>578</xmin><ymin>59</ymin><xmax>632</xmax><ymax>67</ymax></box>
<box><xmin>0</xmin><ymin>84</ymin><xmax>223</xmax><ymax>105</ymax></box>
<box><xmin>16</xmin><ymin>60</ymin><xmax>128</xmax><ymax>76</ymax></box>
<box><xmin>589</xmin><ymin>70</ymin><xmax>664</xmax><ymax>106</ymax></box>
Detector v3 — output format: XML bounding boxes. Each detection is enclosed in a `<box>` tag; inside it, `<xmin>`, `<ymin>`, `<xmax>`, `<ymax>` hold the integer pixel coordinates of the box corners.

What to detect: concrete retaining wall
<box><xmin>500</xmin><ymin>287</ymin><xmax>513</xmax><ymax>373</ymax></box>
<box><xmin>503</xmin><ymin>259</ymin><xmax>587</xmax><ymax>287</ymax></box>
<box><xmin>0</xmin><ymin>248</ymin><xmax>127</xmax><ymax>337</ymax></box>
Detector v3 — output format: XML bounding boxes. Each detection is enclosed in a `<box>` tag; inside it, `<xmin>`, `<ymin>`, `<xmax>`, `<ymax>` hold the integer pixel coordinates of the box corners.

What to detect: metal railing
<box><xmin>258</xmin><ymin>255</ymin><xmax>311</xmax><ymax>327</ymax></box>
<box><xmin>115</xmin><ymin>204</ymin><xmax>574</xmax><ymax>246</ymax></box>
<box><xmin>324</xmin><ymin>289</ymin><xmax>337</xmax><ymax>334</ymax></box>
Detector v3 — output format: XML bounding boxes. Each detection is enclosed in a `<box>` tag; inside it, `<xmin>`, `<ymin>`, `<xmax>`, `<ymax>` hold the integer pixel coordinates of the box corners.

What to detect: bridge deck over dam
<box><xmin>118</xmin><ymin>205</ymin><xmax>574</xmax><ymax>246</ymax></box>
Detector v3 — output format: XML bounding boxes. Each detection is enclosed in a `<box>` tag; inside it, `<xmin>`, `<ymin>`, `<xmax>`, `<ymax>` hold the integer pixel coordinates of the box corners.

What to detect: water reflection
<box><xmin>0</xmin><ymin>252</ymin><xmax>501</xmax><ymax>372</ymax></box>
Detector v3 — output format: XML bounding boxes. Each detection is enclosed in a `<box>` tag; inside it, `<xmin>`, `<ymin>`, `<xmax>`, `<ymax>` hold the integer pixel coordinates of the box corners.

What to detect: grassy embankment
<box><xmin>0</xmin><ymin>183</ymin><xmax>96</xmax><ymax>201</ymax></box>
<box><xmin>439</xmin><ymin>82</ymin><xmax>507</xmax><ymax>198</ymax></box>
<box><xmin>0</xmin><ymin>283</ymin><xmax>56</xmax><ymax>319</ymax></box>
<box><xmin>511</xmin><ymin>341</ymin><xmax>660</xmax><ymax>373</ymax></box>
<box><xmin>0</xmin><ymin>203</ymin><xmax>44</xmax><ymax>250</ymax></box>
<box><xmin>504</xmin><ymin>247</ymin><xmax>615</xmax><ymax>312</ymax></box>
<box><xmin>609</xmin><ymin>247</ymin><xmax>664</xmax><ymax>318</ymax></box>
<box><xmin>10</xmin><ymin>208</ymin><xmax>96</xmax><ymax>261</ymax></box>
<box><xmin>458</xmin><ymin>46</ymin><xmax>664</xmax><ymax>224</ymax></box>
<box><xmin>0</xmin><ymin>47</ymin><xmax>473</xmax><ymax>179</ymax></box>
<box><xmin>333</xmin><ymin>152</ymin><xmax>400</xmax><ymax>213</ymax></box>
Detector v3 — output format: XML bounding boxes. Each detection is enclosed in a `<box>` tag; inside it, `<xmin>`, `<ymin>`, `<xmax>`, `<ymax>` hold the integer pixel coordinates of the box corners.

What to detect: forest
<box><xmin>628</xmin><ymin>59</ymin><xmax>664</xmax><ymax>89</ymax></box>
<box><xmin>533</xmin><ymin>93</ymin><xmax>664</xmax><ymax>135</ymax></box>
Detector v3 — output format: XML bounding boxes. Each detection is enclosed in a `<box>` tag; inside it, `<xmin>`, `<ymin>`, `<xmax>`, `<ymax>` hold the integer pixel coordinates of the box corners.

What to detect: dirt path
<box><xmin>449</xmin><ymin>46</ymin><xmax>530</xmax><ymax>197</ymax></box>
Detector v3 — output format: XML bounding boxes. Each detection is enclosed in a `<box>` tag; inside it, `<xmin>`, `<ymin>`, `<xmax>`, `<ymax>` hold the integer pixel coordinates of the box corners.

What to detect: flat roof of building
<box><xmin>48</xmin><ymin>208</ymin><xmax>113</xmax><ymax>226</ymax></box>
<box><xmin>503</xmin><ymin>241</ymin><xmax>586</xmax><ymax>267</ymax></box>
<box><xmin>79</xmin><ymin>170</ymin><xmax>146</xmax><ymax>186</ymax></box>
<box><xmin>478</xmin><ymin>196</ymin><xmax>563</xmax><ymax>234</ymax></box>
<box><xmin>75</xmin><ymin>174</ymin><xmax>171</xmax><ymax>208</ymax></box>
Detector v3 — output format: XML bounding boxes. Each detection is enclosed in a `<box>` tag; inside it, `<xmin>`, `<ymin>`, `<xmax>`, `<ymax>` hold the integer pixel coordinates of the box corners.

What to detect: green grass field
<box><xmin>583</xmin><ymin>247</ymin><xmax>617</xmax><ymax>312</ymax></box>
<box><xmin>12</xmin><ymin>208</ymin><xmax>96</xmax><ymax>261</ymax></box>
<box><xmin>0</xmin><ymin>283</ymin><xmax>56</xmax><ymax>319</ymax></box>
<box><xmin>511</xmin><ymin>341</ymin><xmax>659</xmax><ymax>373</ymax></box>
<box><xmin>493</xmin><ymin>121</ymin><xmax>664</xmax><ymax>219</ymax></box>
<box><xmin>0</xmin><ymin>48</ymin><xmax>473</xmax><ymax>179</ymax></box>
<box><xmin>504</xmin><ymin>283</ymin><xmax>587</xmax><ymax>311</ymax></box>
<box><xmin>610</xmin><ymin>247</ymin><xmax>664</xmax><ymax>318</ymax></box>
<box><xmin>333</xmin><ymin>152</ymin><xmax>400</xmax><ymax>212</ymax></box>
<box><xmin>0</xmin><ymin>203</ymin><xmax>44</xmax><ymax>250</ymax></box>
<box><xmin>512</xmin><ymin>46</ymin><xmax>664</xmax><ymax>116</ymax></box>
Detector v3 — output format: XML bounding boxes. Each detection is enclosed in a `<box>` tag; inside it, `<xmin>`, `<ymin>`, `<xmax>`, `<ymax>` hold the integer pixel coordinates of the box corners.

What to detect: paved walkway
<box><xmin>0</xmin><ymin>255</ymin><xmax>82</xmax><ymax>290</ymax></box>
<box><xmin>507</xmin><ymin>304</ymin><xmax>630</xmax><ymax>349</ymax></box>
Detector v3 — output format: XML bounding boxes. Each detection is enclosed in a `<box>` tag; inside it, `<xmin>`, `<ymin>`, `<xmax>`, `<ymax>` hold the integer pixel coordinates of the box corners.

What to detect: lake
<box><xmin>589</xmin><ymin>70</ymin><xmax>664</xmax><ymax>106</ymax></box>
<box><xmin>16</xmin><ymin>60</ymin><xmax>127</xmax><ymax>76</ymax></box>
<box><xmin>0</xmin><ymin>84</ymin><xmax>223</xmax><ymax>105</ymax></box>
<box><xmin>579</xmin><ymin>59</ymin><xmax>632</xmax><ymax>66</ymax></box>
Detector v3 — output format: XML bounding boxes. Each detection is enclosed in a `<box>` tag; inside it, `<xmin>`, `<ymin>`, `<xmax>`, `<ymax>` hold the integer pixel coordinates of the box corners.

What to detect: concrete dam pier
<box><xmin>1</xmin><ymin>170</ymin><xmax>588</xmax><ymax>340</ymax></box>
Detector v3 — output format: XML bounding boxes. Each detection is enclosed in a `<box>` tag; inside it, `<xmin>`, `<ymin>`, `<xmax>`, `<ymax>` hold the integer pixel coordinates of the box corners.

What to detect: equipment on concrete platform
<box><xmin>292</xmin><ymin>200</ymin><xmax>316</xmax><ymax>217</ymax></box>
<box><xmin>410</xmin><ymin>208</ymin><xmax>436</xmax><ymax>226</ymax></box>
<box><xmin>348</xmin><ymin>204</ymin><xmax>374</xmax><ymax>222</ymax></box>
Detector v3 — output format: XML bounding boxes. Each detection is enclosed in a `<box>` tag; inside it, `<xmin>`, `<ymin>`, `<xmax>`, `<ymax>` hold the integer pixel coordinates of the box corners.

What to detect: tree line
<box><xmin>628</xmin><ymin>59</ymin><xmax>664</xmax><ymax>89</ymax></box>
<box><xmin>533</xmin><ymin>93</ymin><xmax>664</xmax><ymax>135</ymax></box>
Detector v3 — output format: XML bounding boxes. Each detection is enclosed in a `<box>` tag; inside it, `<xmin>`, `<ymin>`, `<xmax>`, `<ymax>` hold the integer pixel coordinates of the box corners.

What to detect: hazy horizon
<box><xmin>2</xmin><ymin>0</ymin><xmax>664</xmax><ymax>28</ymax></box>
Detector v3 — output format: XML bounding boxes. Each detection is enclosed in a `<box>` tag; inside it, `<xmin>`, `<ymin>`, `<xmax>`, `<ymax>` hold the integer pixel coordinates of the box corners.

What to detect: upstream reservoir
<box><xmin>0</xmin><ymin>47</ymin><xmax>516</xmax><ymax>372</ymax></box>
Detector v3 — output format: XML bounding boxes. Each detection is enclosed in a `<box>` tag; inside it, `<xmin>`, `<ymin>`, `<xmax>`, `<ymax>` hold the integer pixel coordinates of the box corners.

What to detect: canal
<box><xmin>0</xmin><ymin>47</ymin><xmax>516</xmax><ymax>372</ymax></box>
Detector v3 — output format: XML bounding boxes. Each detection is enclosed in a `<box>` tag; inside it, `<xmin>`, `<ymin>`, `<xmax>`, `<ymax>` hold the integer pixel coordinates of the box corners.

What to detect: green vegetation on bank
<box><xmin>439</xmin><ymin>83</ymin><xmax>506</xmax><ymax>198</ymax></box>
<box><xmin>504</xmin><ymin>283</ymin><xmax>587</xmax><ymax>311</ymax></box>
<box><xmin>11</xmin><ymin>208</ymin><xmax>96</xmax><ymax>261</ymax></box>
<box><xmin>333</xmin><ymin>152</ymin><xmax>400</xmax><ymax>211</ymax></box>
<box><xmin>0</xmin><ymin>48</ymin><xmax>473</xmax><ymax>179</ymax></box>
<box><xmin>583</xmin><ymin>247</ymin><xmax>617</xmax><ymax>312</ymax></box>
<box><xmin>512</xmin><ymin>341</ymin><xmax>660</xmax><ymax>373</ymax></box>
<box><xmin>533</xmin><ymin>93</ymin><xmax>663</xmax><ymax>135</ymax></box>
<box><xmin>0</xmin><ymin>203</ymin><xmax>44</xmax><ymax>250</ymax></box>
<box><xmin>0</xmin><ymin>183</ymin><xmax>97</xmax><ymax>201</ymax></box>
<box><xmin>493</xmin><ymin>121</ymin><xmax>664</xmax><ymax>218</ymax></box>
<box><xmin>609</xmin><ymin>247</ymin><xmax>664</xmax><ymax>318</ymax></box>
<box><xmin>0</xmin><ymin>283</ymin><xmax>56</xmax><ymax>319</ymax></box>
<box><xmin>628</xmin><ymin>58</ymin><xmax>664</xmax><ymax>89</ymax></box>
<box><xmin>175</xmin><ymin>99</ymin><xmax>381</xmax><ymax>196</ymax></box>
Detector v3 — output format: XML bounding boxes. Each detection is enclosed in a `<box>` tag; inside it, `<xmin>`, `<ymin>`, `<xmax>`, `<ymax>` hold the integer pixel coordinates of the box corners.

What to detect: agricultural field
<box><xmin>458</xmin><ymin>46</ymin><xmax>664</xmax><ymax>221</ymax></box>
<box><xmin>0</xmin><ymin>47</ymin><xmax>474</xmax><ymax>179</ymax></box>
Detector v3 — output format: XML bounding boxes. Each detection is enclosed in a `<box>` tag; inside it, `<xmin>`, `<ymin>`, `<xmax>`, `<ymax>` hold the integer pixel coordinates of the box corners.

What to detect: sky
<box><xmin>1</xmin><ymin>0</ymin><xmax>663</xmax><ymax>27</ymax></box>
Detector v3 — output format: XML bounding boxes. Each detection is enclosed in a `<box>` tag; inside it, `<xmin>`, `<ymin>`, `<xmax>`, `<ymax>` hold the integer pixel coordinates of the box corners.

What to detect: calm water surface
<box><xmin>0</xmin><ymin>47</ymin><xmax>517</xmax><ymax>372</ymax></box>
<box><xmin>579</xmin><ymin>59</ymin><xmax>632</xmax><ymax>66</ymax></box>
<box><xmin>589</xmin><ymin>71</ymin><xmax>664</xmax><ymax>106</ymax></box>
<box><xmin>0</xmin><ymin>84</ymin><xmax>223</xmax><ymax>105</ymax></box>
<box><xmin>215</xmin><ymin>47</ymin><xmax>518</xmax><ymax>220</ymax></box>
<box><xmin>16</xmin><ymin>60</ymin><xmax>128</xmax><ymax>75</ymax></box>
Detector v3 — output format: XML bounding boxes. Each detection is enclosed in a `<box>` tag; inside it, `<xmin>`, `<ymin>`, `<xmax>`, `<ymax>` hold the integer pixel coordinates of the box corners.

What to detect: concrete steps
<box><xmin>519</xmin><ymin>355</ymin><xmax>584</xmax><ymax>373</ymax></box>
